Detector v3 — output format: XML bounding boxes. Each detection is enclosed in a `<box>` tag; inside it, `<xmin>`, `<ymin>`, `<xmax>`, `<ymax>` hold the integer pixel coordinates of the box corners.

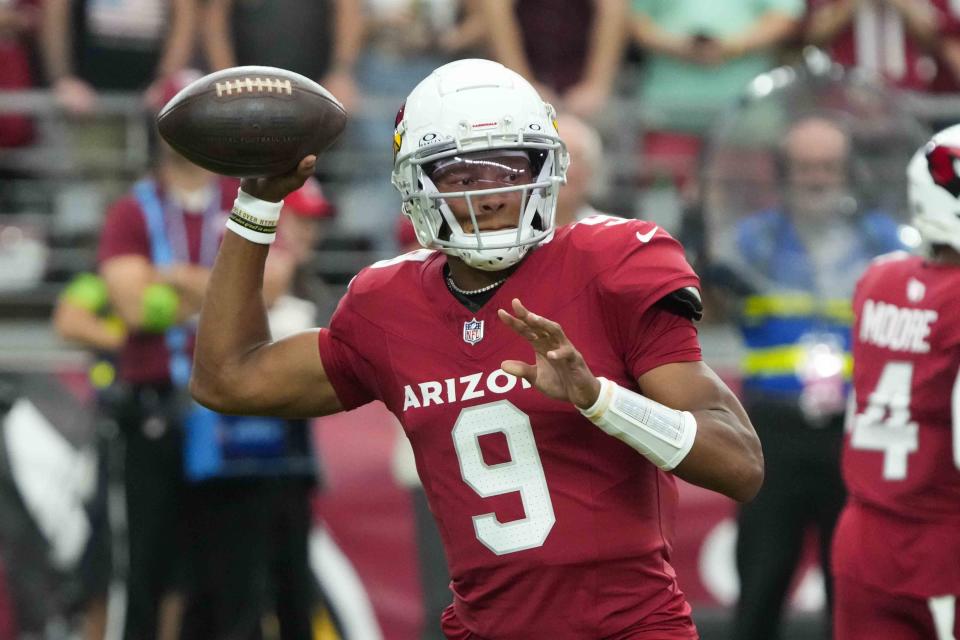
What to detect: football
<box><xmin>156</xmin><ymin>66</ymin><xmax>347</xmax><ymax>177</ymax></box>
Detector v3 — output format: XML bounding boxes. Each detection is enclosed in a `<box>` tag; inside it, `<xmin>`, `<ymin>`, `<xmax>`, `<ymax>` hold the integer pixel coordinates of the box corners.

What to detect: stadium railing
<box><xmin>1</xmin><ymin>88</ymin><xmax>959</xmax><ymax>325</ymax></box>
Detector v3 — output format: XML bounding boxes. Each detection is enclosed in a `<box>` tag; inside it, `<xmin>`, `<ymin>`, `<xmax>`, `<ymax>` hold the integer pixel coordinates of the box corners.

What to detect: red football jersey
<box><xmin>835</xmin><ymin>252</ymin><xmax>960</xmax><ymax>597</ymax></box>
<box><xmin>318</xmin><ymin>217</ymin><xmax>703</xmax><ymax>639</ymax></box>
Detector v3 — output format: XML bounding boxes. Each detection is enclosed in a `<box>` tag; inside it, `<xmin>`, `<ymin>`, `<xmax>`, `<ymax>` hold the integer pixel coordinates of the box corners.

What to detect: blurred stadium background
<box><xmin>2</xmin><ymin>0</ymin><xmax>960</xmax><ymax>638</ymax></box>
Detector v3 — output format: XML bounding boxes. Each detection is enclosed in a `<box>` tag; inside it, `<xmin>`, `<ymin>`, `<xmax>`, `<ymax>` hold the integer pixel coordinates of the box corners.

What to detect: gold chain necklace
<box><xmin>445</xmin><ymin>275</ymin><xmax>507</xmax><ymax>296</ymax></box>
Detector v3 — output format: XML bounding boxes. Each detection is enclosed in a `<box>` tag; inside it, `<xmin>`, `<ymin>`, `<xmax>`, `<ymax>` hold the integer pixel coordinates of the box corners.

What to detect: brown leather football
<box><xmin>156</xmin><ymin>66</ymin><xmax>347</xmax><ymax>177</ymax></box>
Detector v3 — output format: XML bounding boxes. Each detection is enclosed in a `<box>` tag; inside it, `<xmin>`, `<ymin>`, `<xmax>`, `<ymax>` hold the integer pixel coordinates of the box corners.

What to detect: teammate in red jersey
<box><xmin>191</xmin><ymin>59</ymin><xmax>763</xmax><ymax>639</ymax></box>
<box><xmin>833</xmin><ymin>125</ymin><xmax>960</xmax><ymax>640</ymax></box>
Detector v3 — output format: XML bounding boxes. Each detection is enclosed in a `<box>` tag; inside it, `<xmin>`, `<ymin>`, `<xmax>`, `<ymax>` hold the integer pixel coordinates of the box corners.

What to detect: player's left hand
<box><xmin>499</xmin><ymin>298</ymin><xmax>601</xmax><ymax>410</ymax></box>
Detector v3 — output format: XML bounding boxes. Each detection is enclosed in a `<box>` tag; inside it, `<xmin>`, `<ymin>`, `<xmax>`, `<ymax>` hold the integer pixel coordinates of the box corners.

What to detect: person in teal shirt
<box><xmin>631</xmin><ymin>0</ymin><xmax>804</xmax><ymax>135</ymax></box>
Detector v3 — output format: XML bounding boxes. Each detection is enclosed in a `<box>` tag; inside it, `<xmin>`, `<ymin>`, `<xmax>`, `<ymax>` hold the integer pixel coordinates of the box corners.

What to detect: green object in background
<box><xmin>89</xmin><ymin>360</ymin><xmax>116</xmax><ymax>389</ymax></box>
<box><xmin>102</xmin><ymin>313</ymin><xmax>126</xmax><ymax>339</ymax></box>
<box><xmin>141</xmin><ymin>283</ymin><xmax>179</xmax><ymax>332</ymax></box>
<box><xmin>61</xmin><ymin>272</ymin><xmax>110</xmax><ymax>313</ymax></box>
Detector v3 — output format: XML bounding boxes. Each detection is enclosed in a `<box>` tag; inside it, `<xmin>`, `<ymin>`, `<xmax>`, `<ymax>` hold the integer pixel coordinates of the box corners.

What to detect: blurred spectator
<box><xmin>334</xmin><ymin>0</ymin><xmax>481</xmax><ymax>251</ymax></box>
<box><xmin>96</xmin><ymin>139</ymin><xmax>231</xmax><ymax>640</ymax></box>
<box><xmin>40</xmin><ymin>0</ymin><xmax>199</xmax><ymax>114</ymax></box>
<box><xmin>805</xmin><ymin>0</ymin><xmax>960</xmax><ymax>95</ymax></box>
<box><xmin>483</xmin><ymin>0</ymin><xmax>628</xmax><ymax>120</ymax></box>
<box><xmin>629</xmin><ymin>0</ymin><xmax>802</xmax><ymax>196</ymax></box>
<box><xmin>94</xmin><ymin>71</ymin><xmax>295</xmax><ymax>639</ymax></box>
<box><xmin>258</xmin><ymin>178</ymin><xmax>344</xmax><ymax>640</ymax></box>
<box><xmin>555</xmin><ymin>113</ymin><xmax>604</xmax><ymax>225</ymax></box>
<box><xmin>204</xmin><ymin>0</ymin><xmax>363</xmax><ymax>112</ymax></box>
<box><xmin>177</xmin><ymin>182</ymin><xmax>341</xmax><ymax>640</ymax></box>
<box><xmin>205</xmin><ymin>0</ymin><xmax>371</xmax><ymax>246</ymax></box>
<box><xmin>97</xmin><ymin>147</ymin><xmax>306</xmax><ymax>639</ymax></box>
<box><xmin>0</xmin><ymin>0</ymin><xmax>38</xmax><ymax>148</ymax></box>
<box><xmin>706</xmin><ymin>116</ymin><xmax>906</xmax><ymax>640</ymax></box>
<box><xmin>179</xmin><ymin>355</ymin><xmax>326</xmax><ymax>638</ymax></box>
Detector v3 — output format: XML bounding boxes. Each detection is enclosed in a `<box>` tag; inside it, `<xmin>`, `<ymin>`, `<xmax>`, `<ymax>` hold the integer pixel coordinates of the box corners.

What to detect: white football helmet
<box><xmin>908</xmin><ymin>124</ymin><xmax>960</xmax><ymax>252</ymax></box>
<box><xmin>391</xmin><ymin>59</ymin><xmax>569</xmax><ymax>271</ymax></box>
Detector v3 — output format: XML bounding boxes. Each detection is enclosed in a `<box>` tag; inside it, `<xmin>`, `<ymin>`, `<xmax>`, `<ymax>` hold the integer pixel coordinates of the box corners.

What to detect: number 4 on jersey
<box><xmin>851</xmin><ymin>361</ymin><xmax>919</xmax><ymax>480</ymax></box>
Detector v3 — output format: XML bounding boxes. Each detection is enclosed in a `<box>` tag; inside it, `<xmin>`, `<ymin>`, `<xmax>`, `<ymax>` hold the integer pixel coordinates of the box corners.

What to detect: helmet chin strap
<box><xmin>457</xmin><ymin>243</ymin><xmax>529</xmax><ymax>271</ymax></box>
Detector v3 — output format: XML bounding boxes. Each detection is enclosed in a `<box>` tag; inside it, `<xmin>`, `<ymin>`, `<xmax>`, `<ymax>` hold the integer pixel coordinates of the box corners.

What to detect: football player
<box><xmin>832</xmin><ymin>125</ymin><xmax>960</xmax><ymax>639</ymax></box>
<box><xmin>192</xmin><ymin>59</ymin><xmax>763</xmax><ymax>639</ymax></box>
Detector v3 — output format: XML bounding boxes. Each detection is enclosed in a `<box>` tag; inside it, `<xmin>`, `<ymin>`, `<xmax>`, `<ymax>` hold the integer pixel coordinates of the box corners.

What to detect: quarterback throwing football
<box><xmin>192</xmin><ymin>59</ymin><xmax>763</xmax><ymax>639</ymax></box>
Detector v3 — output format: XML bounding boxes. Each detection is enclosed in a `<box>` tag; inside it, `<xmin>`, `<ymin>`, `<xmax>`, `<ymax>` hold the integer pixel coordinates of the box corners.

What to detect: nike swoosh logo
<box><xmin>636</xmin><ymin>227</ymin><xmax>658</xmax><ymax>243</ymax></box>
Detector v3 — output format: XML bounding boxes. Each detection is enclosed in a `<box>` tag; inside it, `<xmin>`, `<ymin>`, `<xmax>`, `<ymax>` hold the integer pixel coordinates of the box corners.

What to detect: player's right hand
<box><xmin>240</xmin><ymin>155</ymin><xmax>316</xmax><ymax>203</ymax></box>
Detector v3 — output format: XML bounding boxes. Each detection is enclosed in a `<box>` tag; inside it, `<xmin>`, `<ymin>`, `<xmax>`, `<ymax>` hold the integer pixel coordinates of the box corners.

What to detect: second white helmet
<box><xmin>908</xmin><ymin>123</ymin><xmax>960</xmax><ymax>253</ymax></box>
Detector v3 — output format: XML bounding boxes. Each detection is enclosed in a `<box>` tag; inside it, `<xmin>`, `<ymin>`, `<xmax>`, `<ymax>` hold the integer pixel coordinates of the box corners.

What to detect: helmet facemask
<box><xmin>408</xmin><ymin>146</ymin><xmax>561</xmax><ymax>270</ymax></box>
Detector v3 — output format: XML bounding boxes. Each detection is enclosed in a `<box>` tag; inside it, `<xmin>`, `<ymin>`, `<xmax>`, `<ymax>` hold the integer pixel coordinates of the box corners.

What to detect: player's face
<box><xmin>429</xmin><ymin>151</ymin><xmax>533</xmax><ymax>234</ymax></box>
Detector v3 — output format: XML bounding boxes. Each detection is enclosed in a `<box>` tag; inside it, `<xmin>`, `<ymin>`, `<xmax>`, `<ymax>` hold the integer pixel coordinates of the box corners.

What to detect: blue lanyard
<box><xmin>133</xmin><ymin>178</ymin><xmax>219</xmax><ymax>387</ymax></box>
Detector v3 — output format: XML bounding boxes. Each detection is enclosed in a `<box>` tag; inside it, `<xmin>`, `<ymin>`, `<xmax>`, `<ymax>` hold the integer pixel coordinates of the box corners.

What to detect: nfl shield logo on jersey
<box><xmin>463</xmin><ymin>318</ymin><xmax>484</xmax><ymax>345</ymax></box>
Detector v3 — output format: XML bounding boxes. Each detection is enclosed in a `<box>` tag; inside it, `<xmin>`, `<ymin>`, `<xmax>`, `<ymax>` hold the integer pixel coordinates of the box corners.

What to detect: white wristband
<box><xmin>225</xmin><ymin>188</ymin><xmax>284</xmax><ymax>244</ymax></box>
<box><xmin>579</xmin><ymin>377</ymin><xmax>697</xmax><ymax>471</ymax></box>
